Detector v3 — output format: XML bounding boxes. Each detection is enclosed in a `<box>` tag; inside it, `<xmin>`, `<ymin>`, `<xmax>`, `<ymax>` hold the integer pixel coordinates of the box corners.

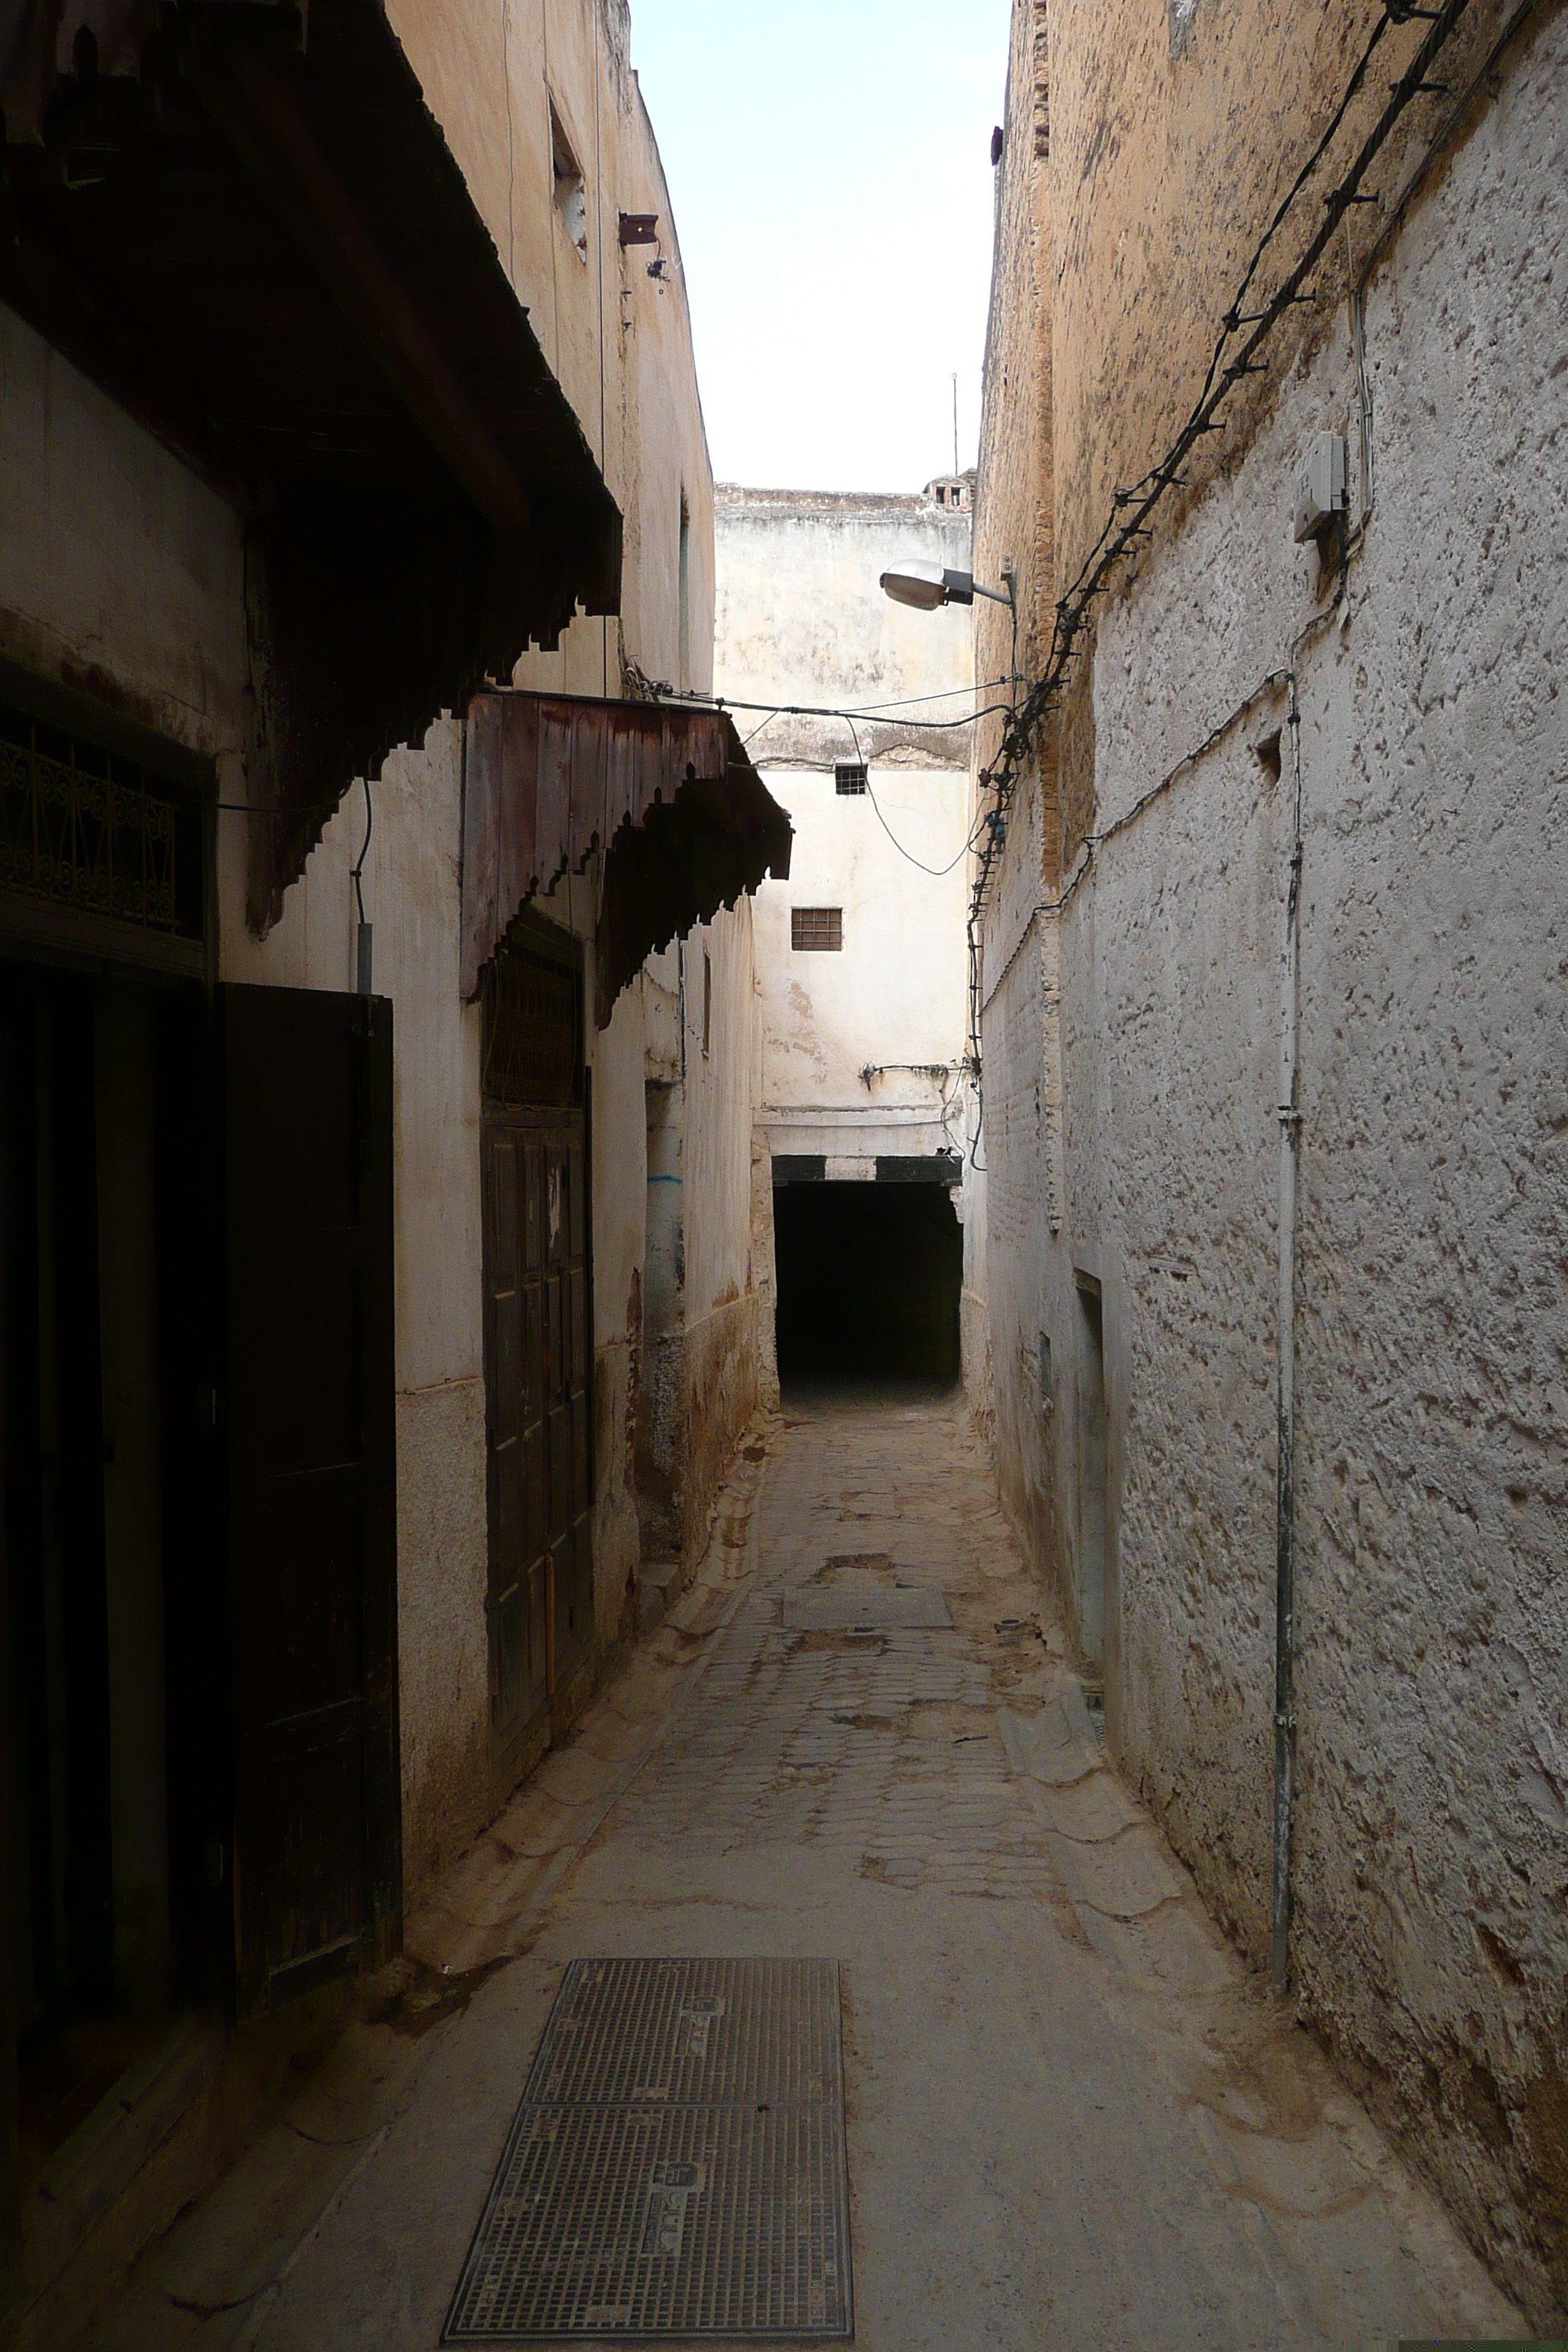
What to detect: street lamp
<box><xmin>879</xmin><ymin>559</ymin><xmax>1015</xmax><ymax>611</ymax></box>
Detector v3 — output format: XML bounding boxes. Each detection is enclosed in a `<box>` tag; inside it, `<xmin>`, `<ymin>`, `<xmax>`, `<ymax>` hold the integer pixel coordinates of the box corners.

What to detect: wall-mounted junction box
<box><xmin>1294</xmin><ymin>431</ymin><xmax>1347</xmax><ymax>543</ymax></box>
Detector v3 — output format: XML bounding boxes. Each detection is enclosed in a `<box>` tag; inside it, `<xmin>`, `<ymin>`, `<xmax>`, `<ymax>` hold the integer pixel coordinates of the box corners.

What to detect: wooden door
<box><xmin>481</xmin><ymin>937</ymin><xmax>592</xmax><ymax>1794</ymax></box>
<box><xmin>222</xmin><ymin>984</ymin><xmax>400</xmax><ymax>2016</ymax></box>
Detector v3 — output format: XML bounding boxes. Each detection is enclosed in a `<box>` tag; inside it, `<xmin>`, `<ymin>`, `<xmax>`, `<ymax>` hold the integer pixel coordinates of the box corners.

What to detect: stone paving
<box><xmin>86</xmin><ymin>1392</ymin><xmax>1520</xmax><ymax>2349</ymax></box>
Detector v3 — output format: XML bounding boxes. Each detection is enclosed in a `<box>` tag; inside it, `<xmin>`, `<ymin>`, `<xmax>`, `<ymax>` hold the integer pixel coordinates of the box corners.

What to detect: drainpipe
<box><xmin>1272</xmin><ymin>679</ymin><xmax>1304</xmax><ymax>1992</ymax></box>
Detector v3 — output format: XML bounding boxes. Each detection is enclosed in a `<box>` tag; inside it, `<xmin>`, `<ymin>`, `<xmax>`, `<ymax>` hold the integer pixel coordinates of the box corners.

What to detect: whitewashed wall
<box><xmin>0</xmin><ymin>0</ymin><xmax>753</xmax><ymax>1900</ymax></box>
<box><xmin>979</xmin><ymin>16</ymin><xmax>1567</xmax><ymax>2313</ymax></box>
<box><xmin>715</xmin><ymin>486</ymin><xmax>977</xmax><ymax>1177</ymax></box>
<box><xmin>751</xmin><ymin>765</ymin><xmax>971</xmax><ymax>1166</ymax></box>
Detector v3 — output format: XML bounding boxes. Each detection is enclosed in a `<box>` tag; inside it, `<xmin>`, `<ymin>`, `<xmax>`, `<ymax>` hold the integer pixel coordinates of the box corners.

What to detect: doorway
<box><xmin>1075</xmin><ymin>1279</ymin><xmax>1107</xmax><ymax>1670</ymax></box>
<box><xmin>772</xmin><ymin>1179</ymin><xmax>961</xmax><ymax>1392</ymax></box>
<box><xmin>2</xmin><ymin>674</ymin><xmax>404</xmax><ymax>2255</ymax></box>
<box><xmin>3</xmin><ymin>965</ymin><xmax>404</xmax><ymax>2199</ymax></box>
<box><xmin>1</xmin><ymin>971</ymin><xmax>195</xmax><ymax>2181</ymax></box>
<box><xmin>480</xmin><ymin>925</ymin><xmax>594</xmax><ymax>1800</ymax></box>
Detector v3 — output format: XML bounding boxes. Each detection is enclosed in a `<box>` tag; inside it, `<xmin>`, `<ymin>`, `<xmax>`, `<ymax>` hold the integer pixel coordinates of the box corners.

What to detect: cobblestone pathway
<box><xmin>90</xmin><ymin>1395</ymin><xmax>1518</xmax><ymax>2351</ymax></box>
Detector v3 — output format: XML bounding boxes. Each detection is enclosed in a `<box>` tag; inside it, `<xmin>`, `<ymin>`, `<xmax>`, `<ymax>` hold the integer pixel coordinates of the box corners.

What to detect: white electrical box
<box><xmin>1294</xmin><ymin>431</ymin><xmax>1347</xmax><ymax>543</ymax></box>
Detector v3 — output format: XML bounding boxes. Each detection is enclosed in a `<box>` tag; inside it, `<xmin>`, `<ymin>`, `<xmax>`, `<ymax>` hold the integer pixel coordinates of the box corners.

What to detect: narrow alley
<box><xmin>86</xmin><ymin>1398</ymin><xmax>1515</xmax><ymax>2348</ymax></box>
<box><xmin>2</xmin><ymin>0</ymin><xmax>1564</xmax><ymax>2340</ymax></box>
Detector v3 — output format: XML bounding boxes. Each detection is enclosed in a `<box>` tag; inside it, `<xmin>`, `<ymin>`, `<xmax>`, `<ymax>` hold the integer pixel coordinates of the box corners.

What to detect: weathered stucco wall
<box><xmin>964</xmin><ymin>0</ymin><xmax>1065</xmax><ymax>1501</ymax></box>
<box><xmin>974</xmin><ymin>0</ymin><xmax>1568</xmax><ymax>2320</ymax></box>
<box><xmin>220</xmin><ymin>723</ymin><xmax>494</xmax><ymax>1886</ymax></box>
<box><xmin>715</xmin><ymin>484</ymin><xmax>975</xmax><ymax>1186</ymax></box>
<box><xmin>750</xmin><ymin>766</ymin><xmax>971</xmax><ymax>1167</ymax></box>
<box><xmin>714</xmin><ymin>486</ymin><xmax>973</xmax><ymax>767</ymax></box>
<box><xmin>212</xmin><ymin>0</ymin><xmax>736</xmax><ymax>1876</ymax></box>
<box><xmin>632</xmin><ymin>907</ymin><xmax>761</xmax><ymax>1580</ymax></box>
<box><xmin>392</xmin><ymin>0</ymin><xmax>715</xmax><ymax>706</ymax></box>
<box><xmin>0</xmin><ymin>0</ymin><xmax>749</xmax><ymax>1905</ymax></box>
<box><xmin>0</xmin><ymin>303</ymin><xmax>246</xmax><ymax>762</ymax></box>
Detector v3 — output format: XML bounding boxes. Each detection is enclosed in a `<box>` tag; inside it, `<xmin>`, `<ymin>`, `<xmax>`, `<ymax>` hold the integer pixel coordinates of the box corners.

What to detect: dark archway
<box><xmin>773</xmin><ymin>1181</ymin><xmax>961</xmax><ymax>1390</ymax></box>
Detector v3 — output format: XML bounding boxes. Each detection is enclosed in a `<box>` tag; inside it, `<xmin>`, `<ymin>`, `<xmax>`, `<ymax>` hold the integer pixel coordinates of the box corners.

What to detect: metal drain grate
<box><xmin>444</xmin><ymin>1959</ymin><xmax>852</xmax><ymax>2342</ymax></box>
<box><xmin>783</xmin><ymin>1588</ymin><xmax>951</xmax><ymax>1632</ymax></box>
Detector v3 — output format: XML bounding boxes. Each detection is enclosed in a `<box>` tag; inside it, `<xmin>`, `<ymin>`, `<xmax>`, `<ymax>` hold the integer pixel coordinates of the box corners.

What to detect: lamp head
<box><xmin>879</xmin><ymin>559</ymin><xmax>975</xmax><ymax>611</ymax></box>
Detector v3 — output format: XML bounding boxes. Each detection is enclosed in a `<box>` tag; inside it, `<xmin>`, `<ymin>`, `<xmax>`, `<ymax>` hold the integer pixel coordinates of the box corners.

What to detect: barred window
<box><xmin>834</xmin><ymin>763</ymin><xmax>867</xmax><ymax>796</ymax></box>
<box><xmin>0</xmin><ymin>698</ymin><xmax>204</xmax><ymax>939</ymax></box>
<box><xmin>791</xmin><ymin>907</ymin><xmax>843</xmax><ymax>953</ymax></box>
<box><xmin>482</xmin><ymin>938</ymin><xmax>581</xmax><ymax>1107</ymax></box>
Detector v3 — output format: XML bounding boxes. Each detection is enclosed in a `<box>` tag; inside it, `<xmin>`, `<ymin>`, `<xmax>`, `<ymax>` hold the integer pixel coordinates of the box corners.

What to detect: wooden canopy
<box><xmin>461</xmin><ymin>693</ymin><xmax>794</xmax><ymax>1025</ymax></box>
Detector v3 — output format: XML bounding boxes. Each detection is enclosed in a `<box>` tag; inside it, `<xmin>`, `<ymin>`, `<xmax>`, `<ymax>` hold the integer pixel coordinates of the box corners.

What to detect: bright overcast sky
<box><xmin>629</xmin><ymin>0</ymin><xmax>1013</xmax><ymax>497</ymax></box>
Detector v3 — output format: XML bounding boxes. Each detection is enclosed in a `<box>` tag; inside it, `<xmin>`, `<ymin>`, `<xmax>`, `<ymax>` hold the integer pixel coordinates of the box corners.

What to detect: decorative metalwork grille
<box><xmin>0</xmin><ymin>701</ymin><xmax>204</xmax><ymax>938</ymax></box>
<box><xmin>791</xmin><ymin>906</ymin><xmax>843</xmax><ymax>952</ymax></box>
<box><xmin>483</xmin><ymin>940</ymin><xmax>581</xmax><ymax>1107</ymax></box>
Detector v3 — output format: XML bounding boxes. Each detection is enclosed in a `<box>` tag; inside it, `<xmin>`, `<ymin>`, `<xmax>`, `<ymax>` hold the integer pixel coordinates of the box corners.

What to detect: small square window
<box><xmin>834</xmin><ymin>763</ymin><xmax>867</xmax><ymax>796</ymax></box>
<box><xmin>791</xmin><ymin>907</ymin><xmax>843</xmax><ymax>952</ymax></box>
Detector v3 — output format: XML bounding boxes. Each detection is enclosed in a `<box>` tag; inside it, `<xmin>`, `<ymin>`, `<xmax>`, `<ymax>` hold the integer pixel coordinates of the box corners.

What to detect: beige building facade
<box><xmin>0</xmin><ymin>0</ymin><xmax>786</xmax><ymax>2334</ymax></box>
<box><xmin>970</xmin><ymin>0</ymin><xmax>1567</xmax><ymax>2324</ymax></box>
<box><xmin>715</xmin><ymin>486</ymin><xmax>976</xmax><ymax>1178</ymax></box>
<box><xmin>715</xmin><ymin>485</ymin><xmax>976</xmax><ymax>1388</ymax></box>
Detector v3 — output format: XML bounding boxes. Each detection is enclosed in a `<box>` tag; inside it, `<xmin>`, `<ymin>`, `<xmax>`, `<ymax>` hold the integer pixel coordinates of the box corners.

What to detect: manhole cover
<box><xmin>444</xmin><ymin>1959</ymin><xmax>852</xmax><ymax>2341</ymax></box>
<box><xmin>783</xmin><ymin>1588</ymin><xmax>951</xmax><ymax>1632</ymax></box>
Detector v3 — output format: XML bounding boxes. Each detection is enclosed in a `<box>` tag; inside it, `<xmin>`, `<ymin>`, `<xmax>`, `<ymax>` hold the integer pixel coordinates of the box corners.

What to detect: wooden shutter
<box><xmin>222</xmin><ymin>984</ymin><xmax>400</xmax><ymax>2016</ymax></box>
<box><xmin>480</xmin><ymin>929</ymin><xmax>593</xmax><ymax>1793</ymax></box>
<box><xmin>551</xmin><ymin>1108</ymin><xmax>594</xmax><ymax>1682</ymax></box>
<box><xmin>482</xmin><ymin>1104</ymin><xmax>594</xmax><ymax>1782</ymax></box>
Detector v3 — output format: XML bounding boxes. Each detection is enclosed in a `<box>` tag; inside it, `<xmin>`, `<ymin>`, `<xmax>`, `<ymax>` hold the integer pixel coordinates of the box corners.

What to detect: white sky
<box><xmin>629</xmin><ymin>0</ymin><xmax>1013</xmax><ymax>497</ymax></box>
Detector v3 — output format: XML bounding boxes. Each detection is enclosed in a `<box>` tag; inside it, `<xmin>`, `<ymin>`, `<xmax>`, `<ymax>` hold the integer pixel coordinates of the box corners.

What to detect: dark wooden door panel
<box><xmin>249</xmin><ymin>1714</ymin><xmax>367</xmax><ymax>2000</ymax></box>
<box><xmin>480</xmin><ymin>933</ymin><xmax>592</xmax><ymax>1791</ymax></box>
<box><xmin>222</xmin><ymin>984</ymin><xmax>399</xmax><ymax>2018</ymax></box>
<box><xmin>482</xmin><ymin>1104</ymin><xmax>593</xmax><ymax>1776</ymax></box>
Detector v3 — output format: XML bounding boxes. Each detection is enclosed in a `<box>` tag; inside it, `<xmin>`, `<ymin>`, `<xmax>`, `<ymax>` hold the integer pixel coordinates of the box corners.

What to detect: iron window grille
<box><xmin>482</xmin><ymin>938</ymin><xmax>581</xmax><ymax>1107</ymax></box>
<box><xmin>791</xmin><ymin>907</ymin><xmax>843</xmax><ymax>953</ymax></box>
<box><xmin>834</xmin><ymin>763</ymin><xmax>867</xmax><ymax>796</ymax></box>
<box><xmin>0</xmin><ymin>698</ymin><xmax>204</xmax><ymax>938</ymax></box>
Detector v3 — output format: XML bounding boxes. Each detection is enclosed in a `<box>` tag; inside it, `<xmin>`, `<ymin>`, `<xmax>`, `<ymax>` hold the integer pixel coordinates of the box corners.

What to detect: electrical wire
<box><xmin>843</xmin><ymin>713</ymin><xmax>976</xmax><ymax>879</ymax></box>
<box><xmin>351</xmin><ymin>773</ymin><xmax>373</xmax><ymax>934</ymax></box>
<box><xmin>663</xmin><ymin>676</ymin><xmax>1015</xmax><ymax>719</ymax></box>
<box><xmin>720</xmin><ymin>696</ymin><xmax>1018</xmax><ymax>735</ymax></box>
<box><xmin>961</xmin><ymin>0</ymin><xmax>1480</xmax><ymax>1161</ymax></box>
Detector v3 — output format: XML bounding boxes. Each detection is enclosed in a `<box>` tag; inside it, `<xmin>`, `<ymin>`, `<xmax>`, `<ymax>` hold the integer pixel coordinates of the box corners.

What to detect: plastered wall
<box><xmin>0</xmin><ymin>0</ymin><xmax>752</xmax><ymax>1902</ymax></box>
<box><xmin>0</xmin><ymin>304</ymin><xmax>246</xmax><ymax>758</ymax></box>
<box><xmin>974</xmin><ymin>0</ymin><xmax>1567</xmax><ymax>2319</ymax></box>
<box><xmin>964</xmin><ymin>0</ymin><xmax>1055</xmax><ymax>1435</ymax></box>
<box><xmin>630</xmin><ymin>905</ymin><xmax>760</xmax><ymax>1577</ymax></box>
<box><xmin>750</xmin><ymin>767</ymin><xmax>971</xmax><ymax>1167</ymax></box>
<box><xmin>714</xmin><ymin>487</ymin><xmax>973</xmax><ymax>767</ymax></box>
<box><xmin>715</xmin><ymin>486</ymin><xmax>975</xmax><ymax>1177</ymax></box>
<box><xmin>392</xmin><ymin>0</ymin><xmax>715</xmax><ymax>704</ymax></box>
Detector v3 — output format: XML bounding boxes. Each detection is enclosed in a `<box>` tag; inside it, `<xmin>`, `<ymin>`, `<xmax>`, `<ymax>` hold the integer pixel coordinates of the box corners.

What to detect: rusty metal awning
<box><xmin>461</xmin><ymin>693</ymin><xmax>793</xmax><ymax>1025</ymax></box>
<box><xmin>0</xmin><ymin>0</ymin><xmax>622</xmax><ymax>930</ymax></box>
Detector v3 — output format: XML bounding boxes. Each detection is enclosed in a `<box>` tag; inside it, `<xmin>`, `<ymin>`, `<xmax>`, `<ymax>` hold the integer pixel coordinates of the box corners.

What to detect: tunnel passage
<box><xmin>773</xmin><ymin>1179</ymin><xmax>962</xmax><ymax>1388</ymax></box>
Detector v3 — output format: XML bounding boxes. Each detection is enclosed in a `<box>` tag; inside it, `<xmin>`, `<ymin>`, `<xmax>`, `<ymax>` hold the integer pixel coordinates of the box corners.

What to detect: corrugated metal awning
<box><xmin>461</xmin><ymin>693</ymin><xmax>793</xmax><ymax>1025</ymax></box>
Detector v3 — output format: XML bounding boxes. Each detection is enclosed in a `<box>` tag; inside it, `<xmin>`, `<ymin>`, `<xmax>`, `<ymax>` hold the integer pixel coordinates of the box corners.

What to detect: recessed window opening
<box><xmin>1256</xmin><ymin>730</ymin><xmax>1283</xmax><ymax>783</ymax></box>
<box><xmin>549</xmin><ymin>100</ymin><xmax>588</xmax><ymax>257</ymax></box>
<box><xmin>791</xmin><ymin>907</ymin><xmax>843</xmax><ymax>953</ymax></box>
<box><xmin>834</xmin><ymin>763</ymin><xmax>867</xmax><ymax>796</ymax></box>
<box><xmin>701</xmin><ymin>947</ymin><xmax>712</xmax><ymax>1059</ymax></box>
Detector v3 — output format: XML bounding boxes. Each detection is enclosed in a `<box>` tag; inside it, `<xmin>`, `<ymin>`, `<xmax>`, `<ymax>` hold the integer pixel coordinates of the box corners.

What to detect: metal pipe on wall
<box><xmin>1272</xmin><ymin>676</ymin><xmax>1305</xmax><ymax>1992</ymax></box>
